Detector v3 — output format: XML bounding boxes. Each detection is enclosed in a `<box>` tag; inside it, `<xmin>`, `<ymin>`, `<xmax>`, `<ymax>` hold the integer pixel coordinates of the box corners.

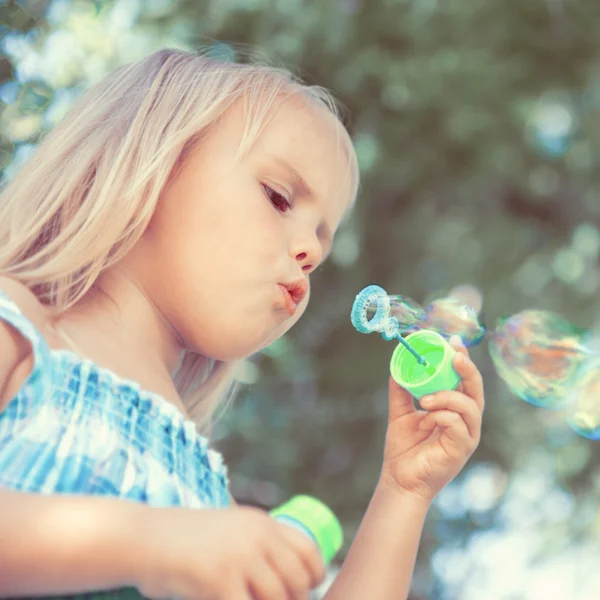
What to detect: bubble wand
<box><xmin>351</xmin><ymin>285</ymin><xmax>429</xmax><ymax>365</ymax></box>
<box><xmin>351</xmin><ymin>285</ymin><xmax>462</xmax><ymax>399</ymax></box>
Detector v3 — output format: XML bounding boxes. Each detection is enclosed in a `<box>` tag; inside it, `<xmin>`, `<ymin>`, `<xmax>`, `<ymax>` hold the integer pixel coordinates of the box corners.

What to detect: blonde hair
<box><xmin>0</xmin><ymin>48</ymin><xmax>359</xmax><ymax>434</ymax></box>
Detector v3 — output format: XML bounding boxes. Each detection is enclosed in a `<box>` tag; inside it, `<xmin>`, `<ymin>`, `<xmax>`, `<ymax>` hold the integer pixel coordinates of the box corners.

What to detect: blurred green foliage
<box><xmin>2</xmin><ymin>0</ymin><xmax>600</xmax><ymax>597</ymax></box>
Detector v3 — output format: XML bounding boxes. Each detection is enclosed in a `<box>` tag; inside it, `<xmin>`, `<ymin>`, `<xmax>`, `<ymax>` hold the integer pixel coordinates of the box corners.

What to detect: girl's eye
<box><xmin>263</xmin><ymin>184</ymin><xmax>292</xmax><ymax>213</ymax></box>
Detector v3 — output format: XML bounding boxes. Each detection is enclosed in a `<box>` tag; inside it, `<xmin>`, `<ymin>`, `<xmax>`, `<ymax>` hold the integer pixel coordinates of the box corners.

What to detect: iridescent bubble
<box><xmin>488</xmin><ymin>310</ymin><xmax>589</xmax><ymax>408</ymax></box>
<box><xmin>408</xmin><ymin>297</ymin><xmax>486</xmax><ymax>347</ymax></box>
<box><xmin>387</xmin><ymin>295</ymin><xmax>426</xmax><ymax>331</ymax></box>
<box><xmin>566</xmin><ymin>353</ymin><xmax>600</xmax><ymax>440</ymax></box>
<box><xmin>448</xmin><ymin>284</ymin><xmax>483</xmax><ymax>315</ymax></box>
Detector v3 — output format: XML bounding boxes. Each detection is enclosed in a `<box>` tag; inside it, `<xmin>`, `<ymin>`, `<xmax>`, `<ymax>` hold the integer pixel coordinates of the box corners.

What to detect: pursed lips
<box><xmin>278</xmin><ymin>280</ymin><xmax>308</xmax><ymax>315</ymax></box>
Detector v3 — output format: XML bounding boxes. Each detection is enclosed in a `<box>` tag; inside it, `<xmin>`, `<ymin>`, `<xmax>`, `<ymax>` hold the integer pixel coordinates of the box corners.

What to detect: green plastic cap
<box><xmin>270</xmin><ymin>495</ymin><xmax>343</xmax><ymax>565</ymax></box>
<box><xmin>390</xmin><ymin>329</ymin><xmax>461</xmax><ymax>399</ymax></box>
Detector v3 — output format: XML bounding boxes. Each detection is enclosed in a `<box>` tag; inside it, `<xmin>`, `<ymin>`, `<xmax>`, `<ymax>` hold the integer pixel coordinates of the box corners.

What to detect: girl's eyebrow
<box><xmin>270</xmin><ymin>156</ymin><xmax>316</xmax><ymax>199</ymax></box>
<box><xmin>268</xmin><ymin>156</ymin><xmax>334</xmax><ymax>253</ymax></box>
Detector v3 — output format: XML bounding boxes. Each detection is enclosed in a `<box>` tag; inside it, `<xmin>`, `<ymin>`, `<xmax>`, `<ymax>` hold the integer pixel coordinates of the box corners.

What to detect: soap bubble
<box><xmin>384</xmin><ymin>295</ymin><xmax>426</xmax><ymax>331</ymax></box>
<box><xmin>448</xmin><ymin>284</ymin><xmax>484</xmax><ymax>314</ymax></box>
<box><xmin>566</xmin><ymin>353</ymin><xmax>600</xmax><ymax>439</ymax></box>
<box><xmin>488</xmin><ymin>310</ymin><xmax>589</xmax><ymax>408</ymax></box>
<box><xmin>408</xmin><ymin>297</ymin><xmax>486</xmax><ymax>347</ymax></box>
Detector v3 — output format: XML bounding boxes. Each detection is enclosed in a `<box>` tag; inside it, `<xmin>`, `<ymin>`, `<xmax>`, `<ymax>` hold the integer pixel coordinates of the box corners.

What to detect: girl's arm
<box><xmin>322</xmin><ymin>483</ymin><xmax>429</xmax><ymax>600</ymax></box>
<box><xmin>0</xmin><ymin>282</ymin><xmax>148</xmax><ymax>594</ymax></box>
<box><xmin>0</xmin><ymin>489</ymin><xmax>327</xmax><ymax>599</ymax></box>
<box><xmin>325</xmin><ymin>343</ymin><xmax>485</xmax><ymax>600</ymax></box>
<box><xmin>0</xmin><ymin>489</ymin><xmax>151</xmax><ymax>596</ymax></box>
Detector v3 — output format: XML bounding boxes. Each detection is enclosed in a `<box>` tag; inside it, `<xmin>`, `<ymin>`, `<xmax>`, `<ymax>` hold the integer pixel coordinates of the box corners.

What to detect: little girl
<box><xmin>0</xmin><ymin>48</ymin><xmax>485</xmax><ymax>599</ymax></box>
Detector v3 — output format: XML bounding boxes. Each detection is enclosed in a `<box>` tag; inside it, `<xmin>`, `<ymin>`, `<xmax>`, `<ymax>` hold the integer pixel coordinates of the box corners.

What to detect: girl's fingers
<box><xmin>266</xmin><ymin>528</ymin><xmax>316</xmax><ymax>598</ymax></box>
<box><xmin>388</xmin><ymin>376</ymin><xmax>417</xmax><ymax>419</ymax></box>
<box><xmin>420</xmin><ymin>391</ymin><xmax>481</xmax><ymax>441</ymax></box>
<box><xmin>225</xmin><ymin>580</ymin><xmax>253</xmax><ymax>600</ymax></box>
<box><xmin>277</xmin><ymin>523</ymin><xmax>326</xmax><ymax>588</ymax></box>
<box><xmin>449</xmin><ymin>336</ymin><xmax>484</xmax><ymax>412</ymax></box>
<box><xmin>419</xmin><ymin>409</ymin><xmax>472</xmax><ymax>452</ymax></box>
<box><xmin>248</xmin><ymin>561</ymin><xmax>289</xmax><ymax>600</ymax></box>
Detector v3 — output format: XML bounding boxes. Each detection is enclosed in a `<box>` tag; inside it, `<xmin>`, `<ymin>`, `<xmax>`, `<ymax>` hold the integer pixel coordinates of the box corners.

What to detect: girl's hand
<box><xmin>135</xmin><ymin>505</ymin><xmax>326</xmax><ymax>600</ymax></box>
<box><xmin>378</xmin><ymin>336</ymin><xmax>484</xmax><ymax>503</ymax></box>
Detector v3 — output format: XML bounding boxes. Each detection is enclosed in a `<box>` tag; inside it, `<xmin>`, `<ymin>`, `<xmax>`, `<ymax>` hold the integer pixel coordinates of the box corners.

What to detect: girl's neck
<box><xmin>50</xmin><ymin>268</ymin><xmax>189</xmax><ymax>413</ymax></box>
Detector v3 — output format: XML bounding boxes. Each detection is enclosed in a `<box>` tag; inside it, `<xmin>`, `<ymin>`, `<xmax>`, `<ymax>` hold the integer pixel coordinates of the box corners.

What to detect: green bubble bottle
<box><xmin>270</xmin><ymin>495</ymin><xmax>344</xmax><ymax>566</ymax></box>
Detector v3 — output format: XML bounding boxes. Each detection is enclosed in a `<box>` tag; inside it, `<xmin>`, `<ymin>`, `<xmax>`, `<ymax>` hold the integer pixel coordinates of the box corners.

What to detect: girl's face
<box><xmin>132</xmin><ymin>96</ymin><xmax>355</xmax><ymax>360</ymax></box>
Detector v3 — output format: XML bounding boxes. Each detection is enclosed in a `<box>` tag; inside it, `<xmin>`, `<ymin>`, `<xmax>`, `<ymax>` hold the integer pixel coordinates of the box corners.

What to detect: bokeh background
<box><xmin>2</xmin><ymin>0</ymin><xmax>600</xmax><ymax>598</ymax></box>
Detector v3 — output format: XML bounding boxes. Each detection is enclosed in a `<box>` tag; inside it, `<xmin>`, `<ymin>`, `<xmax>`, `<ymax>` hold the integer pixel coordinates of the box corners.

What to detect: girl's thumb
<box><xmin>388</xmin><ymin>376</ymin><xmax>416</xmax><ymax>419</ymax></box>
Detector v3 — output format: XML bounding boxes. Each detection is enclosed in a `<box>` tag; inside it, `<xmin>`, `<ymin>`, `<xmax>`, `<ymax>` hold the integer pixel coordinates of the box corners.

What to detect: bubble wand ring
<box><xmin>350</xmin><ymin>284</ymin><xmax>391</xmax><ymax>334</ymax></box>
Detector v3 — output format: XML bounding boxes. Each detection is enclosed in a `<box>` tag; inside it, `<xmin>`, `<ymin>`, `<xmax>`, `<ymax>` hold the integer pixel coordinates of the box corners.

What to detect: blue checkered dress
<box><xmin>0</xmin><ymin>288</ymin><xmax>231</xmax><ymax>597</ymax></box>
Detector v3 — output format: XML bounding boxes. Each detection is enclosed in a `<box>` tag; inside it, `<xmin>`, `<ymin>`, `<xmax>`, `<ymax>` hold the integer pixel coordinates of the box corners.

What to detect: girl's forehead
<box><xmin>255</xmin><ymin>98</ymin><xmax>345</xmax><ymax>153</ymax></box>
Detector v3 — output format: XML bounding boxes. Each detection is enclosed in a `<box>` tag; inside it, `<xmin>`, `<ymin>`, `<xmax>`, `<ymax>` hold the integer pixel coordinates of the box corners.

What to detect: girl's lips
<box><xmin>280</xmin><ymin>279</ymin><xmax>308</xmax><ymax>304</ymax></box>
<box><xmin>278</xmin><ymin>284</ymin><xmax>297</xmax><ymax>315</ymax></box>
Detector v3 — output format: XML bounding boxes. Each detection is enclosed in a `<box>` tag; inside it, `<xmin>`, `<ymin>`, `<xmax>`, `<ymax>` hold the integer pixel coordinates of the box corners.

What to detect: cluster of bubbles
<box><xmin>352</xmin><ymin>284</ymin><xmax>486</xmax><ymax>345</ymax></box>
<box><xmin>351</xmin><ymin>283</ymin><xmax>600</xmax><ymax>440</ymax></box>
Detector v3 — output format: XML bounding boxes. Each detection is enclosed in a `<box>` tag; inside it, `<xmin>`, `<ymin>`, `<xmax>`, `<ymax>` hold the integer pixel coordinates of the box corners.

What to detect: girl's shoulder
<box><xmin>0</xmin><ymin>276</ymin><xmax>52</xmax><ymax>330</ymax></box>
<box><xmin>0</xmin><ymin>276</ymin><xmax>53</xmax><ymax>411</ymax></box>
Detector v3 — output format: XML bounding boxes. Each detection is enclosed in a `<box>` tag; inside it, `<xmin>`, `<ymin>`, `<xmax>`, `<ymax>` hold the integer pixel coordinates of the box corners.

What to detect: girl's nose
<box><xmin>291</xmin><ymin>235</ymin><xmax>322</xmax><ymax>274</ymax></box>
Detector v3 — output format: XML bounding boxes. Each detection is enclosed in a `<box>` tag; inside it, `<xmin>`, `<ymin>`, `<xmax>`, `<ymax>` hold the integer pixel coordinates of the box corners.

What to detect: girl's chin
<box><xmin>199</xmin><ymin>341</ymin><xmax>269</xmax><ymax>362</ymax></box>
<box><xmin>193</xmin><ymin>319</ymin><xmax>293</xmax><ymax>360</ymax></box>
